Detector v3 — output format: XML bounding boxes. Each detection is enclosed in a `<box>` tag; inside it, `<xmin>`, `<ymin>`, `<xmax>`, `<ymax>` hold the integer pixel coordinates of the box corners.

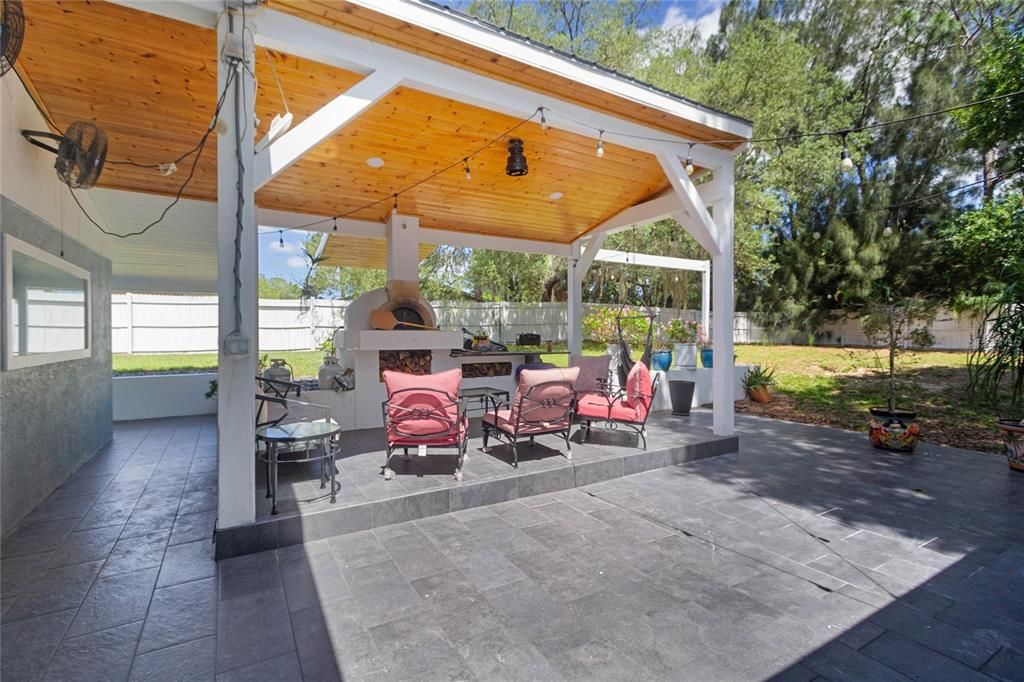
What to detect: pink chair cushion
<box><xmin>382</xmin><ymin>368</ymin><xmax>462</xmax><ymax>439</ymax></box>
<box><xmin>576</xmin><ymin>393</ymin><xmax>648</xmax><ymax>422</ymax></box>
<box><xmin>571</xmin><ymin>355</ymin><xmax>611</xmax><ymax>393</ymax></box>
<box><xmin>623</xmin><ymin>362</ymin><xmax>652</xmax><ymax>408</ymax></box>
<box><xmin>389</xmin><ymin>415</ymin><xmax>469</xmax><ymax>446</ymax></box>
<box><xmin>512</xmin><ymin>367</ymin><xmax>579</xmax><ymax>425</ymax></box>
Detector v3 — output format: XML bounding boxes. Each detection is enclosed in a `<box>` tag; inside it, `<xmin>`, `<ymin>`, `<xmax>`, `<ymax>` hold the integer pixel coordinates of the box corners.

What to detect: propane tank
<box><xmin>262</xmin><ymin>359</ymin><xmax>292</xmax><ymax>383</ymax></box>
<box><xmin>318</xmin><ymin>354</ymin><xmax>346</xmax><ymax>390</ymax></box>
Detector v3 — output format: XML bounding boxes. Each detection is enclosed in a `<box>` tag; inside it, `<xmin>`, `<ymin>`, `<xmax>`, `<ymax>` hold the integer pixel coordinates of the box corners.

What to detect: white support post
<box><xmin>217</xmin><ymin>9</ymin><xmax>258</xmax><ymax>530</ymax></box>
<box><xmin>710</xmin><ymin>161</ymin><xmax>735</xmax><ymax>437</ymax></box>
<box><xmin>701</xmin><ymin>268</ymin><xmax>711</xmax><ymax>337</ymax></box>
<box><xmin>386</xmin><ymin>212</ymin><xmax>421</xmax><ymax>281</ymax></box>
<box><xmin>567</xmin><ymin>233</ymin><xmax>607</xmax><ymax>358</ymax></box>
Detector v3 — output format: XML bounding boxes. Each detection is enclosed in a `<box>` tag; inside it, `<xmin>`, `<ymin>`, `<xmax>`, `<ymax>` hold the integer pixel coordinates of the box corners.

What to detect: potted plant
<box><xmin>743</xmin><ymin>365</ymin><xmax>775</xmax><ymax>403</ymax></box>
<box><xmin>966</xmin><ymin>265</ymin><xmax>1024</xmax><ymax>471</ymax></box>
<box><xmin>699</xmin><ymin>329</ymin><xmax>713</xmax><ymax>368</ymax></box>
<box><xmin>664</xmin><ymin>319</ymin><xmax>701</xmax><ymax>369</ymax></box>
<box><xmin>861</xmin><ymin>295</ymin><xmax>936</xmax><ymax>452</ymax></box>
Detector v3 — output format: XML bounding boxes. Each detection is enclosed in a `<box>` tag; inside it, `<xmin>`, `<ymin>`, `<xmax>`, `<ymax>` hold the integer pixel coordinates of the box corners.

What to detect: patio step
<box><xmin>215</xmin><ymin>422</ymin><xmax>738</xmax><ymax>560</ymax></box>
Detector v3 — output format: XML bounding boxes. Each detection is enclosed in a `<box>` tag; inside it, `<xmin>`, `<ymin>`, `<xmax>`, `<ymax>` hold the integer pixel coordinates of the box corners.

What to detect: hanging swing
<box><xmin>614</xmin><ymin>227</ymin><xmax>657</xmax><ymax>386</ymax></box>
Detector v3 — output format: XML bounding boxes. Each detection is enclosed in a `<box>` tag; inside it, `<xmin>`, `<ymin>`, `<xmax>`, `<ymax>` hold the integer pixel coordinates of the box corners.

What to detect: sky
<box><xmin>257</xmin><ymin>0</ymin><xmax>726</xmax><ymax>283</ymax></box>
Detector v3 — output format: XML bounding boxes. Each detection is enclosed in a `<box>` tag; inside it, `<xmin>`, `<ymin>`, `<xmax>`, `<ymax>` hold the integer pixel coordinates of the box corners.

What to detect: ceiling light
<box><xmin>367</xmin><ymin>157</ymin><xmax>384</xmax><ymax>168</ymax></box>
<box><xmin>505</xmin><ymin>138</ymin><xmax>528</xmax><ymax>177</ymax></box>
<box><xmin>549</xmin><ymin>192</ymin><xmax>563</xmax><ymax>201</ymax></box>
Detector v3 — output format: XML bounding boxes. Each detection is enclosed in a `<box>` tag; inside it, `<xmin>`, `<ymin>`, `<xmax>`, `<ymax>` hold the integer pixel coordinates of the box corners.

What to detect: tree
<box><xmin>258</xmin><ymin>275</ymin><xmax>301</xmax><ymax>299</ymax></box>
<box><xmin>466</xmin><ymin>250</ymin><xmax>549</xmax><ymax>302</ymax></box>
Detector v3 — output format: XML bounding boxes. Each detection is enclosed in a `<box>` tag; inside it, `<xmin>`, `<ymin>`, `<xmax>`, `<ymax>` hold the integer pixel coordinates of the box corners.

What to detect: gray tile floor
<box><xmin>3</xmin><ymin>411</ymin><xmax>1024</xmax><ymax>681</ymax></box>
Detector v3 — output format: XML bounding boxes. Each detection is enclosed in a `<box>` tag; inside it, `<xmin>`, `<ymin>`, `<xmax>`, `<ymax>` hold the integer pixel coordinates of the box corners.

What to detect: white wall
<box><xmin>112</xmin><ymin>373</ymin><xmax>217</xmax><ymax>421</ymax></box>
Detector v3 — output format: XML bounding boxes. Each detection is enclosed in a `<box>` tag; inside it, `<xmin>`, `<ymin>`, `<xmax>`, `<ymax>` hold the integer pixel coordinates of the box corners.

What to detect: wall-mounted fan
<box><xmin>1</xmin><ymin>0</ymin><xmax>24</xmax><ymax>77</ymax></box>
<box><xmin>22</xmin><ymin>122</ymin><xmax>108</xmax><ymax>189</ymax></box>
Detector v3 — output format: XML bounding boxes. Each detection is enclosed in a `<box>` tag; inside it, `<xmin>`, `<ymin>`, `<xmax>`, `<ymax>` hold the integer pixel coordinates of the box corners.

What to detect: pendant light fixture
<box><xmin>596</xmin><ymin>130</ymin><xmax>605</xmax><ymax>158</ymax></box>
<box><xmin>505</xmin><ymin>138</ymin><xmax>528</xmax><ymax>176</ymax></box>
<box><xmin>685</xmin><ymin>143</ymin><xmax>695</xmax><ymax>176</ymax></box>
<box><xmin>539</xmin><ymin>108</ymin><xmax>548</xmax><ymax>131</ymax></box>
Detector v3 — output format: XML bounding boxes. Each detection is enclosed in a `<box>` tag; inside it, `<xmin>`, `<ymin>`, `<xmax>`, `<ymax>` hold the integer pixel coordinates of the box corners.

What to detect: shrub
<box><xmin>663</xmin><ymin>319</ymin><xmax>702</xmax><ymax>344</ymax></box>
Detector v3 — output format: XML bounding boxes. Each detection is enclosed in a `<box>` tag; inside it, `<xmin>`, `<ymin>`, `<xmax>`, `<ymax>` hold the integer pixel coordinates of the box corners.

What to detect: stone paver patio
<box><xmin>3</xmin><ymin>411</ymin><xmax>1023</xmax><ymax>680</ymax></box>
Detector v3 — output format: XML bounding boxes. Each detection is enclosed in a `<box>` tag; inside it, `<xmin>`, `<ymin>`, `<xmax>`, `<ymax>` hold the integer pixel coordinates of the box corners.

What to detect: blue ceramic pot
<box><xmin>700</xmin><ymin>348</ymin><xmax>714</xmax><ymax>368</ymax></box>
<box><xmin>651</xmin><ymin>350</ymin><xmax>672</xmax><ymax>371</ymax></box>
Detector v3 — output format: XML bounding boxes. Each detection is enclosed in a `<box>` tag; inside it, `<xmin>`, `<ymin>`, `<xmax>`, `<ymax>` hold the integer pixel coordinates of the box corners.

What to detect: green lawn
<box><xmin>113</xmin><ymin>342</ymin><xmax>998</xmax><ymax>452</ymax></box>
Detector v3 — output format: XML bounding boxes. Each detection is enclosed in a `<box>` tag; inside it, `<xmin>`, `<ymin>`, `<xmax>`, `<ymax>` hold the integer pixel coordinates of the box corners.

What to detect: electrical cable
<box><xmin>67</xmin><ymin>66</ymin><xmax>236</xmax><ymax>239</ymax></box>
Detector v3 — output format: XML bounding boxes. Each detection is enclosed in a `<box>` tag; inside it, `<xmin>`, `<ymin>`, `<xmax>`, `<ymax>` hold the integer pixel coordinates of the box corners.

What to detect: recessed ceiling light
<box><xmin>549</xmin><ymin>191</ymin><xmax>564</xmax><ymax>201</ymax></box>
<box><xmin>366</xmin><ymin>157</ymin><xmax>384</xmax><ymax>168</ymax></box>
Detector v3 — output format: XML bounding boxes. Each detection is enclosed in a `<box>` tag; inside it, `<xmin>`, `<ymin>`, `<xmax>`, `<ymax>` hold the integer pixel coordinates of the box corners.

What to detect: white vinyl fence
<box><xmin>112</xmin><ymin>294</ymin><xmax>982</xmax><ymax>354</ymax></box>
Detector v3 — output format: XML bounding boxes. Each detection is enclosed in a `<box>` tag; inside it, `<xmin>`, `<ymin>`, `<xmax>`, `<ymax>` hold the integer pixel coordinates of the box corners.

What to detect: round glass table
<box><xmin>256</xmin><ymin>419</ymin><xmax>341</xmax><ymax>515</ymax></box>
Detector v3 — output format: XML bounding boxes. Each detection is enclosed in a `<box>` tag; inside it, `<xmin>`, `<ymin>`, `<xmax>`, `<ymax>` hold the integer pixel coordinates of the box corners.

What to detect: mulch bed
<box><xmin>736</xmin><ymin>394</ymin><xmax>1005</xmax><ymax>455</ymax></box>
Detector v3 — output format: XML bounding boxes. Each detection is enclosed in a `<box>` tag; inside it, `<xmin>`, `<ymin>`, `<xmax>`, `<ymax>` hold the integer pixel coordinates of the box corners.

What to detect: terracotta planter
<box><xmin>996</xmin><ymin>419</ymin><xmax>1024</xmax><ymax>472</ymax></box>
<box><xmin>868</xmin><ymin>407</ymin><xmax>919</xmax><ymax>452</ymax></box>
<box><xmin>748</xmin><ymin>385</ymin><xmax>771</xmax><ymax>403</ymax></box>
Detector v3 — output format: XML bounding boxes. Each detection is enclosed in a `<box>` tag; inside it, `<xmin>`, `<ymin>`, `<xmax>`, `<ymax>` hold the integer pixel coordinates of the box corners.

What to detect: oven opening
<box><xmin>391</xmin><ymin>306</ymin><xmax>425</xmax><ymax>328</ymax></box>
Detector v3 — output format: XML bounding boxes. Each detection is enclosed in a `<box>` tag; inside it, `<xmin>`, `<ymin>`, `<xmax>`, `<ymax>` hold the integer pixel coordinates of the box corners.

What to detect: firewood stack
<box><xmin>462</xmin><ymin>362</ymin><xmax>512</xmax><ymax>379</ymax></box>
<box><xmin>379</xmin><ymin>350</ymin><xmax>432</xmax><ymax>380</ymax></box>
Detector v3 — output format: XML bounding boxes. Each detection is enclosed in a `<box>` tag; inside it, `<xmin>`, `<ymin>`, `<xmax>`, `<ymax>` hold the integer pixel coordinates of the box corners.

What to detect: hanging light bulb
<box><xmin>812</xmin><ymin>231</ymin><xmax>821</xmax><ymax>241</ymax></box>
<box><xmin>882</xmin><ymin>226</ymin><xmax>893</xmax><ymax>237</ymax></box>
<box><xmin>685</xmin><ymin>143</ymin><xmax>695</xmax><ymax>176</ymax></box>
<box><xmin>332</xmin><ymin>217</ymin><xmax>337</xmax><ymax>232</ymax></box>
<box><xmin>278</xmin><ymin>231</ymin><xmax>284</xmax><ymax>248</ymax></box>
<box><xmin>393</xmin><ymin>194</ymin><xmax>399</xmax><ymax>211</ymax></box>
<box><xmin>539</xmin><ymin>108</ymin><xmax>548</xmax><ymax>131</ymax></box>
<box><xmin>505</xmin><ymin>138</ymin><xmax>528</xmax><ymax>176</ymax></box>
<box><xmin>839</xmin><ymin>131</ymin><xmax>854</xmax><ymax>171</ymax></box>
<box><xmin>463</xmin><ymin>158</ymin><xmax>472</xmax><ymax>181</ymax></box>
<box><xmin>596</xmin><ymin>130</ymin><xmax>605</xmax><ymax>158</ymax></box>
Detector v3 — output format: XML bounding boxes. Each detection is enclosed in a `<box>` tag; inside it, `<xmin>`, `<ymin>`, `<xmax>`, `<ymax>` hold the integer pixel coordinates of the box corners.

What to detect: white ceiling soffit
<box><xmin>92</xmin><ymin>188</ymin><xmax>218</xmax><ymax>294</ymax></box>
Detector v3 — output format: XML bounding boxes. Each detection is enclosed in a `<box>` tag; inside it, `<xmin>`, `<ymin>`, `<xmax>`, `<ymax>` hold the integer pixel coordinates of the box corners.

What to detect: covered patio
<box><xmin>10</xmin><ymin>0</ymin><xmax>751</xmax><ymax>538</ymax></box>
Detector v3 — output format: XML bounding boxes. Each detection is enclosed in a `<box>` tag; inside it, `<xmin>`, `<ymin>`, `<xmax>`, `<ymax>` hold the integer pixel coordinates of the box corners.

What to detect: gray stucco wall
<box><xmin>1</xmin><ymin>197</ymin><xmax>113</xmax><ymax>538</ymax></box>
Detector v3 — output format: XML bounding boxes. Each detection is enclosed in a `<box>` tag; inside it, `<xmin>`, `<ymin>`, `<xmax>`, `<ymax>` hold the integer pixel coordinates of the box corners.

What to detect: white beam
<box><xmin>658</xmin><ymin>150</ymin><xmax>720</xmax><ymax>256</ymax></box>
<box><xmin>567</xmin><ymin>233</ymin><xmax>607</xmax><ymax>358</ymax></box>
<box><xmin>701</xmin><ymin>268</ymin><xmax>711</xmax><ymax>336</ymax></box>
<box><xmin>594</xmin><ymin>249</ymin><xmax>709</xmax><ymax>273</ymax></box>
<box><xmin>710</xmin><ymin>160</ymin><xmax>736</xmax><ymax>437</ymax></box>
<box><xmin>421</xmin><ymin>228</ymin><xmax>573</xmax><ymax>257</ymax></box>
<box><xmin>253</xmin><ymin>69</ymin><xmax>403</xmax><ymax>190</ymax></box>
<box><xmin>108</xmin><ymin>0</ymin><xmax>218</xmax><ymax>28</ymax></box>
<box><xmin>253</xmin><ymin>8</ymin><xmax>736</xmax><ymax>169</ymax></box>
<box><xmin>216</xmin><ymin>9</ymin><xmax>257</xmax><ymax>529</ymax></box>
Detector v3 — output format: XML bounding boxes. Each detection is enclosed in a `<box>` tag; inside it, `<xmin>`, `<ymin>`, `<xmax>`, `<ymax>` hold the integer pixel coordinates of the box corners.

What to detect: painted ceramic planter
<box><xmin>651</xmin><ymin>350</ymin><xmax>672</xmax><ymax>372</ymax></box>
<box><xmin>672</xmin><ymin>343</ymin><xmax>697</xmax><ymax>369</ymax></box>
<box><xmin>868</xmin><ymin>408</ymin><xmax>920</xmax><ymax>452</ymax></box>
<box><xmin>700</xmin><ymin>348</ymin><xmax>714</xmax><ymax>368</ymax></box>
<box><xmin>996</xmin><ymin>419</ymin><xmax>1024</xmax><ymax>472</ymax></box>
<box><xmin>748</xmin><ymin>386</ymin><xmax>771</xmax><ymax>403</ymax></box>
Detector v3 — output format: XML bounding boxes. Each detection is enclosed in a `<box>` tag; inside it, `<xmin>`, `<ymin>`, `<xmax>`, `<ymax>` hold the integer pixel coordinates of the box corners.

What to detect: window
<box><xmin>3</xmin><ymin>234</ymin><xmax>91</xmax><ymax>370</ymax></box>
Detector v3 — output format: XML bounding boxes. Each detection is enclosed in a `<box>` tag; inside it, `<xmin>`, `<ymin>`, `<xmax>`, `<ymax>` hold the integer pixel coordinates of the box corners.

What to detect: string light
<box><xmin>539</xmin><ymin>107</ymin><xmax>548</xmax><ymax>131</ymax></box>
<box><xmin>393</xmin><ymin>194</ymin><xmax>399</xmax><ymax>211</ymax></box>
<box><xmin>596</xmin><ymin>130</ymin><xmax>605</xmax><ymax>158</ymax></box>
<box><xmin>812</xmin><ymin>231</ymin><xmax>821</xmax><ymax>240</ymax></box>
<box><xmin>840</xmin><ymin>131</ymin><xmax>854</xmax><ymax>171</ymax></box>
<box><xmin>278</xmin><ymin>231</ymin><xmax>284</xmax><ymax>248</ymax></box>
<box><xmin>332</xmin><ymin>217</ymin><xmax>337</xmax><ymax>232</ymax></box>
<box><xmin>463</xmin><ymin>158</ymin><xmax>472</xmax><ymax>181</ymax></box>
<box><xmin>882</xmin><ymin>226</ymin><xmax>894</xmax><ymax>237</ymax></box>
<box><xmin>685</xmin><ymin>143</ymin><xmax>695</xmax><ymax>176</ymax></box>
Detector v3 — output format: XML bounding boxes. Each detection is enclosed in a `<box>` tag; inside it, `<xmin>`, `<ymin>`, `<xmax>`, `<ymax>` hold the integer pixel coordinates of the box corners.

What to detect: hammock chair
<box><xmin>613</xmin><ymin>227</ymin><xmax>657</xmax><ymax>385</ymax></box>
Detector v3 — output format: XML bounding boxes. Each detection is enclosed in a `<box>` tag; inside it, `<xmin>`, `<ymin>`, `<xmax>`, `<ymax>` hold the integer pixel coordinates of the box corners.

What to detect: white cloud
<box><xmin>661</xmin><ymin>3</ymin><xmax>722</xmax><ymax>44</ymax></box>
<box><xmin>286</xmin><ymin>255</ymin><xmax>308</xmax><ymax>269</ymax></box>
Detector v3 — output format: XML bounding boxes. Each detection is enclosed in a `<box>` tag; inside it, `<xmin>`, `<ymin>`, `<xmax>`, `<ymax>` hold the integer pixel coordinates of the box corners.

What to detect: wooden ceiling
<box><xmin>16</xmin><ymin>1</ymin><xmax>714</xmax><ymax>245</ymax></box>
<box><xmin>320</xmin><ymin>236</ymin><xmax>434</xmax><ymax>270</ymax></box>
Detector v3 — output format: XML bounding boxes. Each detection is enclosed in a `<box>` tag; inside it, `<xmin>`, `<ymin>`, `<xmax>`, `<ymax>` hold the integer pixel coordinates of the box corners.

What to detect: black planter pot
<box><xmin>669</xmin><ymin>380</ymin><xmax>695</xmax><ymax>416</ymax></box>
